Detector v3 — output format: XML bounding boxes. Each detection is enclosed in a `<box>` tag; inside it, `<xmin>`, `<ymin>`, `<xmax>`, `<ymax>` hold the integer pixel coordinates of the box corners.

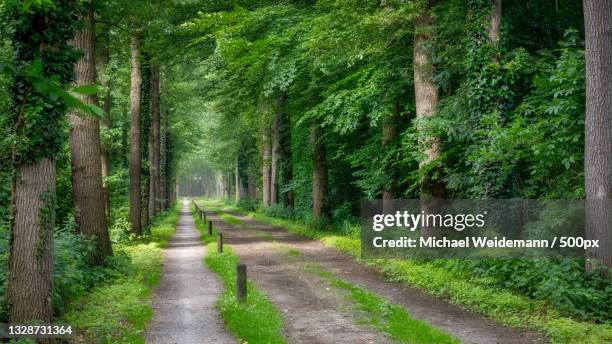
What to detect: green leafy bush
<box><xmin>445</xmin><ymin>259</ymin><xmax>611</xmax><ymax>323</ymax></box>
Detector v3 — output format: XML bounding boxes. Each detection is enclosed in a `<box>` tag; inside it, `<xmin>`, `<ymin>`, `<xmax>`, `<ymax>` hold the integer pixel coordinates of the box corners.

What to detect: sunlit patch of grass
<box><xmin>304</xmin><ymin>263</ymin><xmax>459</xmax><ymax>344</ymax></box>
<box><xmin>205</xmin><ymin>244</ymin><xmax>286</xmax><ymax>344</ymax></box>
<box><xmin>220</xmin><ymin>212</ymin><xmax>243</xmax><ymax>226</ymax></box>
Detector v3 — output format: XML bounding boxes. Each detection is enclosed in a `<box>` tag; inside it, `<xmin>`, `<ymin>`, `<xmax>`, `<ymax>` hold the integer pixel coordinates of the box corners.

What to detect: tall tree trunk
<box><xmin>262</xmin><ymin>125</ymin><xmax>272</xmax><ymax>207</ymax></box>
<box><xmin>129</xmin><ymin>34</ymin><xmax>142</xmax><ymax>235</ymax></box>
<box><xmin>7</xmin><ymin>1</ymin><xmax>79</xmax><ymax>324</ymax></box>
<box><xmin>414</xmin><ymin>0</ymin><xmax>446</xmax><ymax>200</ymax></box>
<box><xmin>8</xmin><ymin>158</ymin><xmax>55</xmax><ymax>323</ymax></box>
<box><xmin>584</xmin><ymin>0</ymin><xmax>612</xmax><ymax>270</ymax></box>
<box><xmin>236</xmin><ymin>156</ymin><xmax>241</xmax><ymax>201</ymax></box>
<box><xmin>488</xmin><ymin>0</ymin><xmax>501</xmax><ymax>46</ymax></box>
<box><xmin>489</xmin><ymin>0</ymin><xmax>502</xmax><ymax>63</ymax></box>
<box><xmin>312</xmin><ymin>125</ymin><xmax>327</xmax><ymax>220</ymax></box>
<box><xmin>279</xmin><ymin>102</ymin><xmax>294</xmax><ymax>208</ymax></box>
<box><xmin>98</xmin><ymin>27</ymin><xmax>112</xmax><ymax>223</ymax></box>
<box><xmin>149</xmin><ymin>64</ymin><xmax>161</xmax><ymax>217</ymax></box>
<box><xmin>160</xmin><ymin>114</ymin><xmax>167</xmax><ymax>210</ymax></box>
<box><xmin>140</xmin><ymin>58</ymin><xmax>151</xmax><ymax>228</ymax></box>
<box><xmin>271</xmin><ymin>111</ymin><xmax>280</xmax><ymax>206</ymax></box>
<box><xmin>248</xmin><ymin>168</ymin><xmax>257</xmax><ymax>199</ymax></box>
<box><xmin>382</xmin><ymin>99</ymin><xmax>400</xmax><ymax>201</ymax></box>
<box><xmin>226</xmin><ymin>170</ymin><xmax>232</xmax><ymax>198</ymax></box>
<box><xmin>68</xmin><ymin>2</ymin><xmax>112</xmax><ymax>263</ymax></box>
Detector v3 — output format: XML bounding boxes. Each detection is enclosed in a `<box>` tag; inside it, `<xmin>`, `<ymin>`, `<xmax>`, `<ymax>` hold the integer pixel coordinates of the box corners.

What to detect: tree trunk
<box><xmin>312</xmin><ymin>125</ymin><xmax>327</xmax><ymax>220</ymax></box>
<box><xmin>584</xmin><ymin>0</ymin><xmax>612</xmax><ymax>270</ymax></box>
<box><xmin>382</xmin><ymin>99</ymin><xmax>400</xmax><ymax>202</ymax></box>
<box><xmin>271</xmin><ymin>109</ymin><xmax>280</xmax><ymax>205</ymax></box>
<box><xmin>69</xmin><ymin>2</ymin><xmax>113</xmax><ymax>264</ymax></box>
<box><xmin>248</xmin><ymin>168</ymin><xmax>257</xmax><ymax>199</ymax></box>
<box><xmin>140</xmin><ymin>58</ymin><xmax>151</xmax><ymax>228</ymax></box>
<box><xmin>262</xmin><ymin>125</ymin><xmax>272</xmax><ymax>207</ymax></box>
<box><xmin>129</xmin><ymin>33</ymin><xmax>142</xmax><ymax>235</ymax></box>
<box><xmin>98</xmin><ymin>27</ymin><xmax>112</xmax><ymax>223</ymax></box>
<box><xmin>489</xmin><ymin>0</ymin><xmax>502</xmax><ymax>63</ymax></box>
<box><xmin>160</xmin><ymin>125</ymin><xmax>167</xmax><ymax>210</ymax></box>
<box><xmin>226</xmin><ymin>170</ymin><xmax>232</xmax><ymax>198</ymax></box>
<box><xmin>280</xmin><ymin>104</ymin><xmax>294</xmax><ymax>208</ymax></box>
<box><xmin>8</xmin><ymin>158</ymin><xmax>55</xmax><ymax>324</ymax></box>
<box><xmin>414</xmin><ymin>0</ymin><xmax>446</xmax><ymax>200</ymax></box>
<box><xmin>488</xmin><ymin>0</ymin><xmax>502</xmax><ymax>46</ymax></box>
<box><xmin>149</xmin><ymin>64</ymin><xmax>161</xmax><ymax>217</ymax></box>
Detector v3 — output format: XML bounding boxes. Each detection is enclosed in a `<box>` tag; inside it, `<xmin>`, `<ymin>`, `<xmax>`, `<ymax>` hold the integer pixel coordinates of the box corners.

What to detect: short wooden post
<box><xmin>201</xmin><ymin>210</ymin><xmax>206</xmax><ymax>223</ymax></box>
<box><xmin>236</xmin><ymin>263</ymin><xmax>247</xmax><ymax>302</ymax></box>
<box><xmin>208</xmin><ymin>220</ymin><xmax>213</xmax><ymax>236</ymax></box>
<box><xmin>217</xmin><ymin>233</ymin><xmax>223</xmax><ymax>253</ymax></box>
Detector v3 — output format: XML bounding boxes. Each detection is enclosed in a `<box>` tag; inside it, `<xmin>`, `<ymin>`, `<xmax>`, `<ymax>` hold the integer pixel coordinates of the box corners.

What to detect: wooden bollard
<box><xmin>217</xmin><ymin>233</ymin><xmax>223</xmax><ymax>253</ymax></box>
<box><xmin>208</xmin><ymin>220</ymin><xmax>213</xmax><ymax>236</ymax></box>
<box><xmin>236</xmin><ymin>263</ymin><xmax>247</xmax><ymax>302</ymax></box>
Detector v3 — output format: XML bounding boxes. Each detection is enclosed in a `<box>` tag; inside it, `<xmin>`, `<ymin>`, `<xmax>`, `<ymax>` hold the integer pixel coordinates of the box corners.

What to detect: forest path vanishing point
<box><xmin>206</xmin><ymin>206</ymin><xmax>546</xmax><ymax>344</ymax></box>
<box><xmin>145</xmin><ymin>200</ymin><xmax>235</xmax><ymax>344</ymax></box>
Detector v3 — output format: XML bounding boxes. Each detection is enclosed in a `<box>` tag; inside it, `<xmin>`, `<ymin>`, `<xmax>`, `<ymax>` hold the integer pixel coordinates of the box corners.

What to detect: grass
<box><xmin>62</xmin><ymin>204</ymin><xmax>180</xmax><ymax>343</ymax></box>
<box><xmin>192</xmin><ymin>203</ymin><xmax>287</xmax><ymax>344</ymax></box>
<box><xmin>306</xmin><ymin>263</ymin><xmax>459</xmax><ymax>344</ymax></box>
<box><xmin>208</xmin><ymin>199</ymin><xmax>612</xmax><ymax>344</ymax></box>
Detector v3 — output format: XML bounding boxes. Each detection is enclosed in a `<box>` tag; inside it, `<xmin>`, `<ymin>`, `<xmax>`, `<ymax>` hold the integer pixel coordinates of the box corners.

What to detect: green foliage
<box><xmin>446</xmin><ymin>258</ymin><xmax>611</xmax><ymax>323</ymax></box>
<box><xmin>1</xmin><ymin>0</ymin><xmax>82</xmax><ymax>166</ymax></box>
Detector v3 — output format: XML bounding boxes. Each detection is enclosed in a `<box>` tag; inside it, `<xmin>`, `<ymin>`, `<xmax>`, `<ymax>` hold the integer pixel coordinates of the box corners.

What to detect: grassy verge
<box><xmin>201</xmin><ymin>199</ymin><xmax>612</xmax><ymax>344</ymax></box>
<box><xmin>62</xmin><ymin>204</ymin><xmax>180</xmax><ymax>343</ymax></box>
<box><xmin>305</xmin><ymin>263</ymin><xmax>459</xmax><ymax>344</ymax></box>
<box><xmin>191</xmin><ymin>203</ymin><xmax>287</xmax><ymax>344</ymax></box>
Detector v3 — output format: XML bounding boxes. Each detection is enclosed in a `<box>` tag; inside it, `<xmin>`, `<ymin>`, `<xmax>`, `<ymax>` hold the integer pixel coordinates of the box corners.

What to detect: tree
<box><xmin>149</xmin><ymin>63</ymin><xmax>161</xmax><ymax>216</ymax></box>
<box><xmin>262</xmin><ymin>120</ymin><xmax>272</xmax><ymax>207</ymax></box>
<box><xmin>312</xmin><ymin>125</ymin><xmax>327</xmax><ymax>220</ymax></box>
<box><xmin>98</xmin><ymin>26</ymin><xmax>112</xmax><ymax>222</ymax></box>
<box><xmin>279</xmin><ymin>99</ymin><xmax>294</xmax><ymax>208</ymax></box>
<box><xmin>382</xmin><ymin>99</ymin><xmax>400</xmax><ymax>201</ymax></box>
<box><xmin>489</xmin><ymin>0</ymin><xmax>502</xmax><ymax>46</ymax></box>
<box><xmin>414</xmin><ymin>0</ymin><xmax>445</xmax><ymax>199</ymax></box>
<box><xmin>270</xmin><ymin>96</ymin><xmax>282</xmax><ymax>205</ymax></box>
<box><xmin>68</xmin><ymin>0</ymin><xmax>113</xmax><ymax>264</ymax></box>
<box><xmin>583</xmin><ymin>0</ymin><xmax>612</xmax><ymax>269</ymax></box>
<box><xmin>129</xmin><ymin>32</ymin><xmax>142</xmax><ymax>235</ymax></box>
<box><xmin>7</xmin><ymin>0</ymin><xmax>81</xmax><ymax>323</ymax></box>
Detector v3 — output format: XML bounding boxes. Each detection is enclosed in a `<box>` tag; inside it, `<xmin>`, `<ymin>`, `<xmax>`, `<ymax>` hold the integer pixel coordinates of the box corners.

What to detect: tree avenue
<box><xmin>0</xmin><ymin>0</ymin><xmax>609</xmax><ymax>341</ymax></box>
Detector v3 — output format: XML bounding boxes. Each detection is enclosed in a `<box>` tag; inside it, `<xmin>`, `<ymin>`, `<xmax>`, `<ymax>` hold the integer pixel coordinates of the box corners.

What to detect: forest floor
<box><xmin>145</xmin><ymin>201</ymin><xmax>235</xmax><ymax>343</ymax></box>
<box><xmin>201</xmin><ymin>202</ymin><xmax>545</xmax><ymax>344</ymax></box>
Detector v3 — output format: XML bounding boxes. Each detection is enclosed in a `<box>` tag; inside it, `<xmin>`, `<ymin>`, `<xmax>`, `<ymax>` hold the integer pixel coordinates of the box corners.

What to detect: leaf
<box><xmin>72</xmin><ymin>84</ymin><xmax>99</xmax><ymax>95</ymax></box>
<box><xmin>86</xmin><ymin>104</ymin><xmax>104</xmax><ymax>118</ymax></box>
<box><xmin>0</xmin><ymin>62</ymin><xmax>15</xmax><ymax>74</ymax></box>
<box><xmin>30</xmin><ymin>59</ymin><xmax>43</xmax><ymax>76</ymax></box>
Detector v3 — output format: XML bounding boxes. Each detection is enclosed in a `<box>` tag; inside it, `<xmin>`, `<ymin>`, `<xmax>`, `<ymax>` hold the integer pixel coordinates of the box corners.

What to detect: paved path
<box><xmin>146</xmin><ymin>200</ymin><xmax>235</xmax><ymax>344</ymax></box>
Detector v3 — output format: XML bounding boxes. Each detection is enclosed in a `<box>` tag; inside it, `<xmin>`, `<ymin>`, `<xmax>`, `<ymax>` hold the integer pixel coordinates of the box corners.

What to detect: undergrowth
<box><xmin>60</xmin><ymin>203</ymin><xmax>180</xmax><ymax>343</ymax></box>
